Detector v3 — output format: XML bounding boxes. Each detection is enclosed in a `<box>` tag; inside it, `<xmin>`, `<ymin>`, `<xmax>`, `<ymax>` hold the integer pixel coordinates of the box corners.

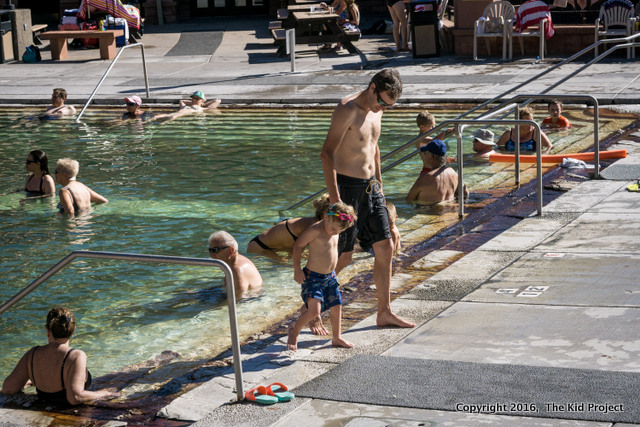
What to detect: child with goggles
<box><xmin>288</xmin><ymin>202</ymin><xmax>357</xmax><ymax>351</ymax></box>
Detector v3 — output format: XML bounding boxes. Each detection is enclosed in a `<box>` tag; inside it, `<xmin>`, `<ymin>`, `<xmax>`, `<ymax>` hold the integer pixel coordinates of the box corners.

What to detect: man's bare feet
<box><xmin>377</xmin><ymin>311</ymin><xmax>415</xmax><ymax>328</ymax></box>
<box><xmin>309</xmin><ymin>316</ymin><xmax>329</xmax><ymax>335</ymax></box>
<box><xmin>332</xmin><ymin>337</ymin><xmax>354</xmax><ymax>348</ymax></box>
<box><xmin>287</xmin><ymin>328</ymin><xmax>298</xmax><ymax>351</ymax></box>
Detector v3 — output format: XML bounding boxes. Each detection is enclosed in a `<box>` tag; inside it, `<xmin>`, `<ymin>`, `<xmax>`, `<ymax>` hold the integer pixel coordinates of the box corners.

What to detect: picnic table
<box><xmin>40</xmin><ymin>29</ymin><xmax>124</xmax><ymax>60</ymax></box>
<box><xmin>287</xmin><ymin>10</ymin><xmax>360</xmax><ymax>53</ymax></box>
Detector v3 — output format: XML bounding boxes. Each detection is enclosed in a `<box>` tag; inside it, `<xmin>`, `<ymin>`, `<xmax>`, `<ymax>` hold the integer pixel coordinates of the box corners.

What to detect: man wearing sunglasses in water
<box><xmin>207</xmin><ymin>230</ymin><xmax>263</xmax><ymax>299</ymax></box>
<box><xmin>319</xmin><ymin>68</ymin><xmax>415</xmax><ymax>331</ymax></box>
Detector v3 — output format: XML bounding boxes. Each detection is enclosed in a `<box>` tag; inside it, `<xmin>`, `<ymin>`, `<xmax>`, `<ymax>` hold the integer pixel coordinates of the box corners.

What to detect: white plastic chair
<box><xmin>473</xmin><ymin>1</ymin><xmax>515</xmax><ymax>60</ymax></box>
<box><xmin>594</xmin><ymin>3</ymin><xmax>637</xmax><ymax>59</ymax></box>
<box><xmin>511</xmin><ymin>0</ymin><xmax>550</xmax><ymax>60</ymax></box>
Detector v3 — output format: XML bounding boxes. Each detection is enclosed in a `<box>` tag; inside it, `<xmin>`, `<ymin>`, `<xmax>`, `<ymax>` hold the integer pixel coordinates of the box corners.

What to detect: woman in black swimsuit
<box><xmin>24</xmin><ymin>150</ymin><xmax>55</xmax><ymax>197</ymax></box>
<box><xmin>1</xmin><ymin>307</ymin><xmax>120</xmax><ymax>405</ymax></box>
<box><xmin>247</xmin><ymin>194</ymin><xmax>331</xmax><ymax>255</ymax></box>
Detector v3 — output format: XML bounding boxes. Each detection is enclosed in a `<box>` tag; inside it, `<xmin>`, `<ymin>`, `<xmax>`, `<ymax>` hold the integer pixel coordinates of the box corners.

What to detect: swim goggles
<box><xmin>326</xmin><ymin>211</ymin><xmax>355</xmax><ymax>222</ymax></box>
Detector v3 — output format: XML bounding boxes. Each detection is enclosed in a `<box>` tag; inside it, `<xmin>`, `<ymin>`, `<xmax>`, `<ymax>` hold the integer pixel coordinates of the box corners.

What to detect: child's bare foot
<box><xmin>332</xmin><ymin>337</ymin><xmax>354</xmax><ymax>349</ymax></box>
<box><xmin>309</xmin><ymin>316</ymin><xmax>329</xmax><ymax>336</ymax></box>
<box><xmin>287</xmin><ymin>328</ymin><xmax>298</xmax><ymax>351</ymax></box>
<box><xmin>377</xmin><ymin>311</ymin><xmax>415</xmax><ymax>328</ymax></box>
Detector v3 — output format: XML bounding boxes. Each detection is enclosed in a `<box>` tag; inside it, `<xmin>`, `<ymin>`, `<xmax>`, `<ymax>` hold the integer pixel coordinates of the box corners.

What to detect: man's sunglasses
<box><xmin>375</xmin><ymin>89</ymin><xmax>392</xmax><ymax>107</ymax></box>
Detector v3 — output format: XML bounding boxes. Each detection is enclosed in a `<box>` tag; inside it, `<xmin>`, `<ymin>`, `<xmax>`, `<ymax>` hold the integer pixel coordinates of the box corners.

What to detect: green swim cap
<box><xmin>191</xmin><ymin>90</ymin><xmax>205</xmax><ymax>100</ymax></box>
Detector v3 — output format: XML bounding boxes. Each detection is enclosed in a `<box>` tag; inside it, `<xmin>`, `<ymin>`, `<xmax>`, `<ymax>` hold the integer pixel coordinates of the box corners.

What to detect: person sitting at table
<box><xmin>333</xmin><ymin>0</ymin><xmax>360</xmax><ymax>51</ymax></box>
<box><xmin>319</xmin><ymin>0</ymin><xmax>348</xmax><ymax>50</ymax></box>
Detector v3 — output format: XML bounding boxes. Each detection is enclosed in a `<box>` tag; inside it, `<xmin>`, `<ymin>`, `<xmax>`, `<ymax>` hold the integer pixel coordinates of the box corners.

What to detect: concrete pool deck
<box><xmin>0</xmin><ymin>16</ymin><xmax>639</xmax><ymax>106</ymax></box>
<box><xmin>1</xmin><ymin>15</ymin><xmax>640</xmax><ymax>427</ymax></box>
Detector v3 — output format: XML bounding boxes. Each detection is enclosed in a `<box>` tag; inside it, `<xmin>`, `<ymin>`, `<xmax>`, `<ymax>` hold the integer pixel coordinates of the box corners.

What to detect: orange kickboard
<box><xmin>489</xmin><ymin>149</ymin><xmax>627</xmax><ymax>164</ymax></box>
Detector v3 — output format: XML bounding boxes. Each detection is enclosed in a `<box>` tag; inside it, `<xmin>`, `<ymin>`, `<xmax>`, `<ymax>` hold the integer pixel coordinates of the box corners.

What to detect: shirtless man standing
<box><xmin>320</xmin><ymin>68</ymin><xmax>414</xmax><ymax>329</ymax></box>
<box><xmin>43</xmin><ymin>88</ymin><xmax>76</xmax><ymax>118</ymax></box>
<box><xmin>406</xmin><ymin>139</ymin><xmax>469</xmax><ymax>205</ymax></box>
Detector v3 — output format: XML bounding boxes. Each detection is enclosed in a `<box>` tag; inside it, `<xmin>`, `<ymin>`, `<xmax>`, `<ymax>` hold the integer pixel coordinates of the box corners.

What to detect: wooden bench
<box><xmin>40</xmin><ymin>30</ymin><xmax>124</xmax><ymax>60</ymax></box>
<box><xmin>31</xmin><ymin>24</ymin><xmax>48</xmax><ymax>45</ymax></box>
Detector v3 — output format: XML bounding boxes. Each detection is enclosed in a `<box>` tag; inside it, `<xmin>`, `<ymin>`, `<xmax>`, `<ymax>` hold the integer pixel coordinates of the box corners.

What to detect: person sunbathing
<box><xmin>150</xmin><ymin>91</ymin><xmax>221</xmax><ymax>121</ymax></box>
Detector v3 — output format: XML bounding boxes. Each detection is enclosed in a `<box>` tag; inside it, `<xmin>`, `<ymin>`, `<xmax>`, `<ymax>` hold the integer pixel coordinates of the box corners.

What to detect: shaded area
<box><xmin>295</xmin><ymin>354</ymin><xmax>639</xmax><ymax>423</ymax></box>
<box><xmin>166</xmin><ymin>31</ymin><xmax>223</xmax><ymax>56</ymax></box>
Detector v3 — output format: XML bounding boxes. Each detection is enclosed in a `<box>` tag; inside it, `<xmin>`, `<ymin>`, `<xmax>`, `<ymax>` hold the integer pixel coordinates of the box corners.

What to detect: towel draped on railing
<box><xmin>77</xmin><ymin>0</ymin><xmax>141</xmax><ymax>29</ymax></box>
<box><xmin>515</xmin><ymin>0</ymin><xmax>555</xmax><ymax>39</ymax></box>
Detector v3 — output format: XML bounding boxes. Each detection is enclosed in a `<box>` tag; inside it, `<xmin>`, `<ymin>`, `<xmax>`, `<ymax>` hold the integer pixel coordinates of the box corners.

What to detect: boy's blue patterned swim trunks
<box><xmin>300</xmin><ymin>267</ymin><xmax>343</xmax><ymax>312</ymax></box>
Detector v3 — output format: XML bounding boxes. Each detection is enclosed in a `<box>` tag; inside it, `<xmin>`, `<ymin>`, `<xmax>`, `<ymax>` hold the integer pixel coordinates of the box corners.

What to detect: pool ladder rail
<box><xmin>282</xmin><ymin>33</ymin><xmax>639</xmax><ymax>217</ymax></box>
<box><xmin>76</xmin><ymin>43</ymin><xmax>150</xmax><ymax>122</ymax></box>
<box><xmin>0</xmin><ymin>250</ymin><xmax>246</xmax><ymax>401</ymax></box>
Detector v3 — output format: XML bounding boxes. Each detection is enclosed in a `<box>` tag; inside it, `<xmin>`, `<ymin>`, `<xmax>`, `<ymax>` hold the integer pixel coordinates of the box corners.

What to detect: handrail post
<box><xmin>514</xmin><ymin>104</ymin><xmax>521</xmax><ymax>186</ymax></box>
<box><xmin>536</xmin><ymin>127</ymin><xmax>543</xmax><ymax>216</ymax></box>
<box><xmin>593</xmin><ymin>100</ymin><xmax>600</xmax><ymax>178</ymax></box>
<box><xmin>76</xmin><ymin>43</ymin><xmax>150</xmax><ymax>122</ymax></box>
<box><xmin>455</xmin><ymin>124</ymin><xmax>464</xmax><ymax>218</ymax></box>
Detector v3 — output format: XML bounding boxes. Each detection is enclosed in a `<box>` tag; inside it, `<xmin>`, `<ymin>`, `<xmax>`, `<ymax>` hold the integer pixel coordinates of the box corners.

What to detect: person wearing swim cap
<box><xmin>406</xmin><ymin>139</ymin><xmax>469</xmax><ymax>205</ymax></box>
<box><xmin>122</xmin><ymin>95</ymin><xmax>145</xmax><ymax>120</ymax></box>
<box><xmin>150</xmin><ymin>90</ymin><xmax>221</xmax><ymax>121</ymax></box>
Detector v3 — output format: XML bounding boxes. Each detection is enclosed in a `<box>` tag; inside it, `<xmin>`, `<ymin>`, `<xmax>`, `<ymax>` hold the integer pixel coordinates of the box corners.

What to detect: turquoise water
<box><xmin>0</xmin><ymin>107</ymin><xmax>598</xmax><ymax>392</ymax></box>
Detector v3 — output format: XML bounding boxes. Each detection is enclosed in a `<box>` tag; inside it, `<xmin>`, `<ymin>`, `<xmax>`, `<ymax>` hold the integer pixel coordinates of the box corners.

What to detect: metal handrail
<box><xmin>0</xmin><ymin>250</ymin><xmax>245</xmax><ymax>401</ymax></box>
<box><xmin>280</xmin><ymin>34</ymin><xmax>640</xmax><ymax>214</ymax></box>
<box><xmin>76</xmin><ymin>43</ymin><xmax>150</xmax><ymax>122</ymax></box>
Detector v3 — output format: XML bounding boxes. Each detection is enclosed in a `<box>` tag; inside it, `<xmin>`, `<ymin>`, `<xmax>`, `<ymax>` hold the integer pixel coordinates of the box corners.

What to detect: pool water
<box><xmin>0</xmin><ymin>106</ymin><xmax>618</xmax><ymax>395</ymax></box>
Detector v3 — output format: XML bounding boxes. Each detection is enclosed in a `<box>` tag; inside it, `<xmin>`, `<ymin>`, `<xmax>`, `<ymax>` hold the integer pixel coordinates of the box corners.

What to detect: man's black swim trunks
<box><xmin>336</xmin><ymin>173</ymin><xmax>391</xmax><ymax>254</ymax></box>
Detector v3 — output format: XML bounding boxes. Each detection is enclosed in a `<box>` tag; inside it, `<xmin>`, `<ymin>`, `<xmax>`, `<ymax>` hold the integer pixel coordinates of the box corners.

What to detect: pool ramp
<box><xmin>146</xmin><ymin>134</ymin><xmax>640</xmax><ymax>426</ymax></box>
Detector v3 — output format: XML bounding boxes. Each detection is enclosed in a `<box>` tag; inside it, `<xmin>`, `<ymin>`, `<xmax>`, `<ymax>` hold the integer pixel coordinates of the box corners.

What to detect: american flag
<box><xmin>515</xmin><ymin>0</ymin><xmax>554</xmax><ymax>39</ymax></box>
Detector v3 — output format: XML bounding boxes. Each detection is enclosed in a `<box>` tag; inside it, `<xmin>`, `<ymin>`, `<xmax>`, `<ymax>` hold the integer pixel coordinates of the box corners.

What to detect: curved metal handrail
<box><xmin>0</xmin><ymin>250</ymin><xmax>245</xmax><ymax>401</ymax></box>
<box><xmin>76</xmin><ymin>43</ymin><xmax>150</xmax><ymax>121</ymax></box>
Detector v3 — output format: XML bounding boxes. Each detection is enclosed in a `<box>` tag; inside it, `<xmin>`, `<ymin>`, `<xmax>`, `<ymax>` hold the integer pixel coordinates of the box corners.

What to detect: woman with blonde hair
<box><xmin>497</xmin><ymin>107</ymin><xmax>553</xmax><ymax>153</ymax></box>
<box><xmin>2</xmin><ymin>307</ymin><xmax>120</xmax><ymax>406</ymax></box>
<box><xmin>55</xmin><ymin>158</ymin><xmax>108</xmax><ymax>215</ymax></box>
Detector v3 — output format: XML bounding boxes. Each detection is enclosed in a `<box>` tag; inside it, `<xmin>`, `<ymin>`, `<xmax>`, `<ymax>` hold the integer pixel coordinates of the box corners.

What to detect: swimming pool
<box><xmin>0</xmin><ymin>106</ymin><xmax>622</xmax><ymax>397</ymax></box>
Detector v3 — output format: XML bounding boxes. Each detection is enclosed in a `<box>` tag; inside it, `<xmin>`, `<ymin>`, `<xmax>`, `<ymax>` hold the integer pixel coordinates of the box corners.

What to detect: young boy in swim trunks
<box><xmin>288</xmin><ymin>202</ymin><xmax>357</xmax><ymax>351</ymax></box>
<box><xmin>542</xmin><ymin>99</ymin><xmax>571</xmax><ymax>128</ymax></box>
